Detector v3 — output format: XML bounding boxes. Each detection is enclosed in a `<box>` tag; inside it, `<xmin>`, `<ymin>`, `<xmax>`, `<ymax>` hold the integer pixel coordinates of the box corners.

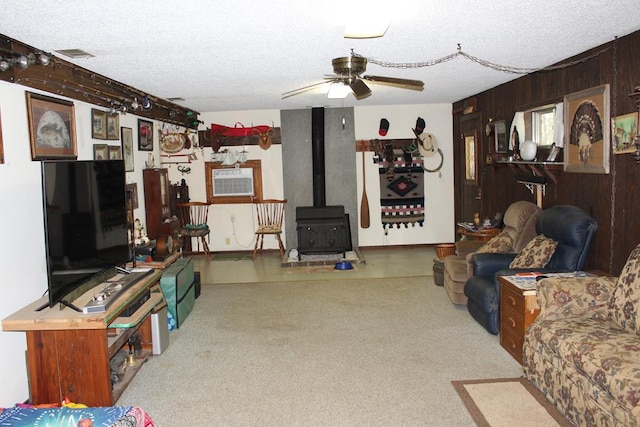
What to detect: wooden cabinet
<box><xmin>143</xmin><ymin>168</ymin><xmax>171</xmax><ymax>240</ymax></box>
<box><xmin>2</xmin><ymin>271</ymin><xmax>164</xmax><ymax>406</ymax></box>
<box><xmin>498</xmin><ymin>276</ymin><xmax>540</xmax><ymax>364</ymax></box>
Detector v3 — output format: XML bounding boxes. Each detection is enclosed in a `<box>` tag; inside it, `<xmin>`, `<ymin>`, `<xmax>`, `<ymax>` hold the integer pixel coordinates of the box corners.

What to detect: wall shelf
<box><xmin>496</xmin><ymin>160</ymin><xmax>564</xmax><ymax>207</ymax></box>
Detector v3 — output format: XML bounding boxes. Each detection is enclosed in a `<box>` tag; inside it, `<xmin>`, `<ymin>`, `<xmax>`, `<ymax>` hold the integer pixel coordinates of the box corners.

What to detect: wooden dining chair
<box><xmin>253</xmin><ymin>199</ymin><xmax>287</xmax><ymax>260</ymax></box>
<box><xmin>176</xmin><ymin>202</ymin><xmax>211</xmax><ymax>258</ymax></box>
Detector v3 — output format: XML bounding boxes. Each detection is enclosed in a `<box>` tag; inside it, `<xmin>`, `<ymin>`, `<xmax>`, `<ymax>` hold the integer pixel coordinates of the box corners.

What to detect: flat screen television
<box><xmin>40</xmin><ymin>159</ymin><xmax>131</xmax><ymax>310</ymax></box>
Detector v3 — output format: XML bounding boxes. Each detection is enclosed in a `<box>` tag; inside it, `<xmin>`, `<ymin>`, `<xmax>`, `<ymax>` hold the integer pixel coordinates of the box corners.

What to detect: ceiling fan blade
<box><xmin>349</xmin><ymin>78</ymin><xmax>372</xmax><ymax>100</ymax></box>
<box><xmin>281</xmin><ymin>80</ymin><xmax>333</xmax><ymax>99</ymax></box>
<box><xmin>362</xmin><ymin>75</ymin><xmax>425</xmax><ymax>91</ymax></box>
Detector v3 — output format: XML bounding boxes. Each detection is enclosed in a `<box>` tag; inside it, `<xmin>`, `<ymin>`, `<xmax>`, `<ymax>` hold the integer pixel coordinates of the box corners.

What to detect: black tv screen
<box><xmin>41</xmin><ymin>159</ymin><xmax>130</xmax><ymax>309</ymax></box>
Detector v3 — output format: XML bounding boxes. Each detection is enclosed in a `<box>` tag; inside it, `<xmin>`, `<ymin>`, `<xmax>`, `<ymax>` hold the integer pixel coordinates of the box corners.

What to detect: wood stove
<box><xmin>295</xmin><ymin>107</ymin><xmax>353</xmax><ymax>255</ymax></box>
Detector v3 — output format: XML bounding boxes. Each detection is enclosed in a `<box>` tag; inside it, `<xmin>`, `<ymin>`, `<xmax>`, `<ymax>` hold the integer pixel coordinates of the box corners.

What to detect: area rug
<box><xmin>452</xmin><ymin>377</ymin><xmax>572</xmax><ymax>427</ymax></box>
<box><xmin>378</xmin><ymin>147</ymin><xmax>424</xmax><ymax>229</ymax></box>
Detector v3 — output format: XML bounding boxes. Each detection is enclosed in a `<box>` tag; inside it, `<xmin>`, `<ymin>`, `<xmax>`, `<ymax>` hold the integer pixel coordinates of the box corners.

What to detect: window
<box><xmin>532</xmin><ymin>107</ymin><xmax>555</xmax><ymax>147</ymax></box>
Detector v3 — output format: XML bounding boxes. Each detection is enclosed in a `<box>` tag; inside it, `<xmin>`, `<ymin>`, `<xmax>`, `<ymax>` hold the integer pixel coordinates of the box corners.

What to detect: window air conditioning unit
<box><xmin>212</xmin><ymin>168</ymin><xmax>254</xmax><ymax>197</ymax></box>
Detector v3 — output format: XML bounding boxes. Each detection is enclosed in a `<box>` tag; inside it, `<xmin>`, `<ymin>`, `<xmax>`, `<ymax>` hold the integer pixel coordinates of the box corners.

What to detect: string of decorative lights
<box><xmin>357</xmin><ymin>43</ymin><xmax>613</xmax><ymax>74</ymax></box>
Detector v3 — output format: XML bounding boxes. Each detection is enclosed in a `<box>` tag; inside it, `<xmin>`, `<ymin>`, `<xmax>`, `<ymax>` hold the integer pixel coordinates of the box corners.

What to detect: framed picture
<box><xmin>26</xmin><ymin>92</ymin><xmax>77</xmax><ymax>160</ymax></box>
<box><xmin>106</xmin><ymin>114</ymin><xmax>120</xmax><ymax>140</ymax></box>
<box><xmin>93</xmin><ymin>143</ymin><xmax>108</xmax><ymax>160</ymax></box>
<box><xmin>91</xmin><ymin>108</ymin><xmax>107</xmax><ymax>139</ymax></box>
<box><xmin>126</xmin><ymin>183</ymin><xmax>139</xmax><ymax>209</ymax></box>
<box><xmin>121</xmin><ymin>126</ymin><xmax>134</xmax><ymax>172</ymax></box>
<box><xmin>546</xmin><ymin>144</ymin><xmax>561</xmax><ymax>162</ymax></box>
<box><xmin>108</xmin><ymin>145</ymin><xmax>122</xmax><ymax>159</ymax></box>
<box><xmin>612</xmin><ymin>112</ymin><xmax>638</xmax><ymax>155</ymax></box>
<box><xmin>494</xmin><ymin>120</ymin><xmax>507</xmax><ymax>153</ymax></box>
<box><xmin>138</xmin><ymin>119</ymin><xmax>154</xmax><ymax>151</ymax></box>
<box><xmin>464</xmin><ymin>133</ymin><xmax>477</xmax><ymax>183</ymax></box>
<box><xmin>564</xmin><ymin>84</ymin><xmax>610</xmax><ymax>174</ymax></box>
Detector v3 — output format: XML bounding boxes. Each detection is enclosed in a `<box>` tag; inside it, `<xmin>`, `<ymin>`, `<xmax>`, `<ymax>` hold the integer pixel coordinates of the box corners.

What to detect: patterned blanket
<box><xmin>0</xmin><ymin>406</ymin><xmax>155</xmax><ymax>427</ymax></box>
<box><xmin>378</xmin><ymin>152</ymin><xmax>425</xmax><ymax>229</ymax></box>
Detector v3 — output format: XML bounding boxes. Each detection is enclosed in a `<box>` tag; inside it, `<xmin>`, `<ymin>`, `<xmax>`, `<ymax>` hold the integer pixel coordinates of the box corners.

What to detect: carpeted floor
<box><xmin>118</xmin><ymin>276</ymin><xmax>523</xmax><ymax>425</ymax></box>
<box><xmin>452</xmin><ymin>377</ymin><xmax>572</xmax><ymax>427</ymax></box>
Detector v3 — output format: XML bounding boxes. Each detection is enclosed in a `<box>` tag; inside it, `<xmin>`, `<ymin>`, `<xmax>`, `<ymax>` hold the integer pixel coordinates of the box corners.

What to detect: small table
<box><xmin>498</xmin><ymin>275</ymin><xmax>541</xmax><ymax>364</ymax></box>
<box><xmin>457</xmin><ymin>227</ymin><xmax>500</xmax><ymax>242</ymax></box>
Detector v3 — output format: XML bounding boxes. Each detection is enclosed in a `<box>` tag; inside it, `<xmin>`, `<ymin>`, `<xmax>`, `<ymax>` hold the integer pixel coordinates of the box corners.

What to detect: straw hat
<box><xmin>417</xmin><ymin>132</ymin><xmax>438</xmax><ymax>158</ymax></box>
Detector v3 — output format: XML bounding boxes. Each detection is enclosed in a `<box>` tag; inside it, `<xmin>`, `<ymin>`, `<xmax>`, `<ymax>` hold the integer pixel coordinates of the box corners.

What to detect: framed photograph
<box><xmin>126</xmin><ymin>183</ymin><xmax>139</xmax><ymax>209</ymax></box>
<box><xmin>612</xmin><ymin>112</ymin><xmax>638</xmax><ymax>155</ymax></box>
<box><xmin>121</xmin><ymin>126</ymin><xmax>134</xmax><ymax>172</ymax></box>
<box><xmin>108</xmin><ymin>145</ymin><xmax>122</xmax><ymax>159</ymax></box>
<box><xmin>546</xmin><ymin>145</ymin><xmax>561</xmax><ymax>162</ymax></box>
<box><xmin>138</xmin><ymin>119</ymin><xmax>154</xmax><ymax>151</ymax></box>
<box><xmin>26</xmin><ymin>92</ymin><xmax>77</xmax><ymax>160</ymax></box>
<box><xmin>91</xmin><ymin>108</ymin><xmax>107</xmax><ymax>139</ymax></box>
<box><xmin>494</xmin><ymin>120</ymin><xmax>508</xmax><ymax>153</ymax></box>
<box><xmin>106</xmin><ymin>114</ymin><xmax>120</xmax><ymax>140</ymax></box>
<box><xmin>93</xmin><ymin>143</ymin><xmax>108</xmax><ymax>160</ymax></box>
<box><xmin>564</xmin><ymin>84</ymin><xmax>610</xmax><ymax>174</ymax></box>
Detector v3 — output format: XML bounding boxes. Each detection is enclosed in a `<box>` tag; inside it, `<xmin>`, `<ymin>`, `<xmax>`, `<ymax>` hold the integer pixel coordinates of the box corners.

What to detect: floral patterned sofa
<box><xmin>523</xmin><ymin>244</ymin><xmax>640</xmax><ymax>426</ymax></box>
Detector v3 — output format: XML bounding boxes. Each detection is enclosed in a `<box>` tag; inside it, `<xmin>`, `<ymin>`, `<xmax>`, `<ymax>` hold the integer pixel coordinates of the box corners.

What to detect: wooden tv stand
<box><xmin>2</xmin><ymin>270</ymin><xmax>165</xmax><ymax>406</ymax></box>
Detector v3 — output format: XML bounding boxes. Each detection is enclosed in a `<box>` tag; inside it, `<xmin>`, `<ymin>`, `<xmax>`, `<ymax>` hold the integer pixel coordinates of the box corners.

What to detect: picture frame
<box><xmin>26</xmin><ymin>92</ymin><xmax>77</xmax><ymax>160</ymax></box>
<box><xmin>138</xmin><ymin>119</ymin><xmax>154</xmax><ymax>151</ymax></box>
<box><xmin>93</xmin><ymin>143</ymin><xmax>108</xmax><ymax>160</ymax></box>
<box><xmin>546</xmin><ymin>145</ymin><xmax>561</xmax><ymax>162</ymax></box>
<box><xmin>612</xmin><ymin>111</ymin><xmax>638</xmax><ymax>155</ymax></box>
<box><xmin>91</xmin><ymin>108</ymin><xmax>107</xmax><ymax>139</ymax></box>
<box><xmin>106</xmin><ymin>114</ymin><xmax>120</xmax><ymax>140</ymax></box>
<box><xmin>121</xmin><ymin>126</ymin><xmax>134</xmax><ymax>172</ymax></box>
<box><xmin>108</xmin><ymin>145</ymin><xmax>121</xmax><ymax>159</ymax></box>
<box><xmin>494</xmin><ymin>120</ymin><xmax>507</xmax><ymax>153</ymax></box>
<box><xmin>126</xmin><ymin>183</ymin><xmax>139</xmax><ymax>209</ymax></box>
<box><xmin>563</xmin><ymin>84</ymin><xmax>610</xmax><ymax>174</ymax></box>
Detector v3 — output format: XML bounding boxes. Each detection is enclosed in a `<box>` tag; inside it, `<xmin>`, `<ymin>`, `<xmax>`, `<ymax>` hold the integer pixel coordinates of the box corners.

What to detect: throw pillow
<box><xmin>608</xmin><ymin>243</ymin><xmax>640</xmax><ymax>334</ymax></box>
<box><xmin>475</xmin><ymin>231</ymin><xmax>514</xmax><ymax>254</ymax></box>
<box><xmin>509</xmin><ymin>234</ymin><xmax>558</xmax><ymax>268</ymax></box>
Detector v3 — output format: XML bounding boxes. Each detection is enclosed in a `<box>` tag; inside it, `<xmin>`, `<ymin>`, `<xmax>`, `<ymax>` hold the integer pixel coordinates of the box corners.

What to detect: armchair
<box><xmin>463</xmin><ymin>205</ymin><xmax>597</xmax><ymax>334</ymax></box>
<box><xmin>443</xmin><ymin>201</ymin><xmax>541</xmax><ymax>305</ymax></box>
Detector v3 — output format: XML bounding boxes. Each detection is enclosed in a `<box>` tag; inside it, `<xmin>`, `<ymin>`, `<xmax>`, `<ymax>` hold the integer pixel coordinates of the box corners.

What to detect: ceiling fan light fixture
<box><xmin>327</xmin><ymin>82</ymin><xmax>351</xmax><ymax>99</ymax></box>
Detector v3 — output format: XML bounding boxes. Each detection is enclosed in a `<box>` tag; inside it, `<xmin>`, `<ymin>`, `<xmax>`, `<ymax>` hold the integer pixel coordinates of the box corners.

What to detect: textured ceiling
<box><xmin>1</xmin><ymin>0</ymin><xmax>639</xmax><ymax>114</ymax></box>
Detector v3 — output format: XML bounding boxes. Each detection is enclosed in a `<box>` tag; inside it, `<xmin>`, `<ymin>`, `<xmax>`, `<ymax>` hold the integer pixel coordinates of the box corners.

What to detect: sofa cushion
<box><xmin>475</xmin><ymin>230</ymin><xmax>514</xmax><ymax>254</ymax></box>
<box><xmin>529</xmin><ymin>317</ymin><xmax>640</xmax><ymax>413</ymax></box>
<box><xmin>608</xmin><ymin>244</ymin><xmax>640</xmax><ymax>335</ymax></box>
<box><xmin>509</xmin><ymin>234</ymin><xmax>559</xmax><ymax>268</ymax></box>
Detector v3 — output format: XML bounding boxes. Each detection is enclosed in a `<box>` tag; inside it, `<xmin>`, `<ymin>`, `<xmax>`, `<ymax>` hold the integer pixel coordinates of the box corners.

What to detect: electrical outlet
<box><xmin>230</xmin><ymin>214</ymin><xmax>235</xmax><ymax>223</ymax></box>
<box><xmin>225</xmin><ymin>237</ymin><xmax>231</xmax><ymax>245</ymax></box>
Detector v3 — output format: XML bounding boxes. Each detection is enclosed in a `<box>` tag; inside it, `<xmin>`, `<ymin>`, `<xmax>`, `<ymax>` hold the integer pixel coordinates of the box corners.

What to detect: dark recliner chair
<box><xmin>463</xmin><ymin>205</ymin><xmax>598</xmax><ymax>334</ymax></box>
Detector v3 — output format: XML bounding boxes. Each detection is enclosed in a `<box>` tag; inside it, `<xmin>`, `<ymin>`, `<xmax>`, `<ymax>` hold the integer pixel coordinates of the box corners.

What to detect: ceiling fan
<box><xmin>281</xmin><ymin>52</ymin><xmax>424</xmax><ymax>100</ymax></box>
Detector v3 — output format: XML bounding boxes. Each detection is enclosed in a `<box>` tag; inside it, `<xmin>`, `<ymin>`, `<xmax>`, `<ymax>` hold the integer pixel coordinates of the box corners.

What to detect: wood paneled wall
<box><xmin>453</xmin><ymin>31</ymin><xmax>640</xmax><ymax>274</ymax></box>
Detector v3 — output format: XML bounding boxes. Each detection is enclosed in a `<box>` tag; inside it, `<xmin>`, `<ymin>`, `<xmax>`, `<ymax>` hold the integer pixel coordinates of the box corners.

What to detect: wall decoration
<box><xmin>126</xmin><ymin>183</ymin><xmax>138</xmax><ymax>209</ymax></box>
<box><xmin>138</xmin><ymin>119</ymin><xmax>153</xmax><ymax>151</ymax></box>
<box><xmin>106</xmin><ymin>114</ymin><xmax>120</xmax><ymax>140</ymax></box>
<box><xmin>612</xmin><ymin>112</ymin><xmax>638</xmax><ymax>154</ymax></box>
<box><xmin>121</xmin><ymin>127</ymin><xmax>134</xmax><ymax>172</ymax></box>
<box><xmin>93</xmin><ymin>143</ymin><xmax>108</xmax><ymax>160</ymax></box>
<box><xmin>494</xmin><ymin>120</ymin><xmax>507</xmax><ymax>153</ymax></box>
<box><xmin>0</xmin><ymin>108</ymin><xmax>4</xmax><ymax>164</ymax></box>
<box><xmin>108</xmin><ymin>145</ymin><xmax>121</xmax><ymax>159</ymax></box>
<box><xmin>26</xmin><ymin>92</ymin><xmax>77</xmax><ymax>160</ymax></box>
<box><xmin>91</xmin><ymin>108</ymin><xmax>107</xmax><ymax>139</ymax></box>
<box><xmin>564</xmin><ymin>84</ymin><xmax>610</xmax><ymax>174</ymax></box>
<box><xmin>378</xmin><ymin>148</ymin><xmax>424</xmax><ymax>230</ymax></box>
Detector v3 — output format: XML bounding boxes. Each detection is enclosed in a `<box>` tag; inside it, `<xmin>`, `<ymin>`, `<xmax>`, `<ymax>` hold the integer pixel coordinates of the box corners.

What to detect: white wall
<box><xmin>0</xmin><ymin>78</ymin><xmax>454</xmax><ymax>405</ymax></box>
